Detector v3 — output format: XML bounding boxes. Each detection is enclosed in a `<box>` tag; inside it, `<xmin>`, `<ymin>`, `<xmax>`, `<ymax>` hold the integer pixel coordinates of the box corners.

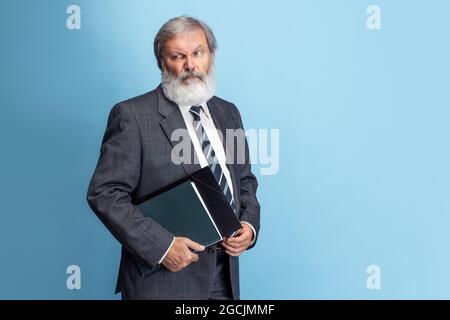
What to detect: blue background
<box><xmin>1</xmin><ymin>0</ymin><xmax>449</xmax><ymax>299</ymax></box>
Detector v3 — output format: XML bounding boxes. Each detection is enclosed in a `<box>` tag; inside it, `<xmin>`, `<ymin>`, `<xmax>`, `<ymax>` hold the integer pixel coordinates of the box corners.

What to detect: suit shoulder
<box><xmin>210</xmin><ymin>95</ymin><xmax>243</xmax><ymax>121</ymax></box>
<box><xmin>211</xmin><ymin>95</ymin><xmax>235</xmax><ymax>108</ymax></box>
<box><xmin>210</xmin><ymin>95</ymin><xmax>241</xmax><ymax>115</ymax></box>
<box><xmin>111</xmin><ymin>87</ymin><xmax>159</xmax><ymax>115</ymax></box>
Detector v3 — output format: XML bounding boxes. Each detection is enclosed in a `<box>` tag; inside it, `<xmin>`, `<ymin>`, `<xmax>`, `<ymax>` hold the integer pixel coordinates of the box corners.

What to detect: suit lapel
<box><xmin>157</xmin><ymin>86</ymin><xmax>201</xmax><ymax>176</ymax></box>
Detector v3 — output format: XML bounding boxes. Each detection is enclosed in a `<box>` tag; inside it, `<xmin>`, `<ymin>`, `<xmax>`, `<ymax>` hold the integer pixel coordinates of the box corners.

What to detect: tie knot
<box><xmin>189</xmin><ymin>105</ymin><xmax>202</xmax><ymax>121</ymax></box>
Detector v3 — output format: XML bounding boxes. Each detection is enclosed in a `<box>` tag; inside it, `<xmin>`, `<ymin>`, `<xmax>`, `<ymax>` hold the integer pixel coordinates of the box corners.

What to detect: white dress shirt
<box><xmin>158</xmin><ymin>101</ymin><xmax>256</xmax><ymax>264</ymax></box>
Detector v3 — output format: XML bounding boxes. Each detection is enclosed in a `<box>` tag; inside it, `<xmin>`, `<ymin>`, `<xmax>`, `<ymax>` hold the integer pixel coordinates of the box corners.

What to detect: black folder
<box><xmin>134</xmin><ymin>166</ymin><xmax>242</xmax><ymax>276</ymax></box>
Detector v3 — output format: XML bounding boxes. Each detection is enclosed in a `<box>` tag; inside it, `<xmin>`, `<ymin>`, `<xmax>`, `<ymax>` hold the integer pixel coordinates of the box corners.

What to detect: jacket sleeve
<box><xmin>232</xmin><ymin>104</ymin><xmax>261</xmax><ymax>250</ymax></box>
<box><xmin>86</xmin><ymin>103</ymin><xmax>174</xmax><ymax>267</ymax></box>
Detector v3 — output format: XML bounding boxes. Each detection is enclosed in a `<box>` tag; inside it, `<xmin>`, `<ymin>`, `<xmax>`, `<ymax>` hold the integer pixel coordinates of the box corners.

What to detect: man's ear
<box><xmin>160</xmin><ymin>58</ymin><xmax>167</xmax><ymax>72</ymax></box>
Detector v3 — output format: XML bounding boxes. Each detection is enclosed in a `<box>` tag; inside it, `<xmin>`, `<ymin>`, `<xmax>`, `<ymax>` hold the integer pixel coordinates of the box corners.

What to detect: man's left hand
<box><xmin>221</xmin><ymin>223</ymin><xmax>254</xmax><ymax>257</ymax></box>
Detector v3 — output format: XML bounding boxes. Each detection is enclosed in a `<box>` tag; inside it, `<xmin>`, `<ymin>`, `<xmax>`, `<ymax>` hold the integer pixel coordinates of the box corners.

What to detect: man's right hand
<box><xmin>161</xmin><ymin>237</ymin><xmax>205</xmax><ymax>272</ymax></box>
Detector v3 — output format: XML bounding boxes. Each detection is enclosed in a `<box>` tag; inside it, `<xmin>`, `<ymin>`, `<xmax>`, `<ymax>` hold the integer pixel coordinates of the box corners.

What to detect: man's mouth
<box><xmin>182</xmin><ymin>75</ymin><xmax>203</xmax><ymax>83</ymax></box>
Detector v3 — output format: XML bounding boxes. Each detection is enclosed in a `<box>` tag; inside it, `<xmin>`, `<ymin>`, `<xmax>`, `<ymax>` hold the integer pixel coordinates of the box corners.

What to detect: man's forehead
<box><xmin>164</xmin><ymin>29</ymin><xmax>208</xmax><ymax>53</ymax></box>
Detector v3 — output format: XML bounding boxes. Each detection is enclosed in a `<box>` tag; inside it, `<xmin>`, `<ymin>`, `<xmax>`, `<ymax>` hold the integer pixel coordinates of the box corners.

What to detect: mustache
<box><xmin>162</xmin><ymin>68</ymin><xmax>206</xmax><ymax>83</ymax></box>
<box><xmin>179</xmin><ymin>71</ymin><xmax>205</xmax><ymax>82</ymax></box>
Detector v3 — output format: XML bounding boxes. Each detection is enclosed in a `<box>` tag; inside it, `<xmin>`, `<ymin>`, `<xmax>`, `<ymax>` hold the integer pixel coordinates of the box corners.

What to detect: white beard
<box><xmin>161</xmin><ymin>66</ymin><xmax>216</xmax><ymax>106</ymax></box>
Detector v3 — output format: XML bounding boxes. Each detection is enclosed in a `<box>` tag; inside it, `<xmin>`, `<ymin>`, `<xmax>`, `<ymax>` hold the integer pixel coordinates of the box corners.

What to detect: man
<box><xmin>87</xmin><ymin>16</ymin><xmax>260</xmax><ymax>300</ymax></box>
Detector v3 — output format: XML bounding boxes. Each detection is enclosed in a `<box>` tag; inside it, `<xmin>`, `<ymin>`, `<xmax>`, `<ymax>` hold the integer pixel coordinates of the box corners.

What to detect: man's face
<box><xmin>162</xmin><ymin>28</ymin><xmax>213</xmax><ymax>83</ymax></box>
<box><xmin>160</xmin><ymin>27</ymin><xmax>216</xmax><ymax>106</ymax></box>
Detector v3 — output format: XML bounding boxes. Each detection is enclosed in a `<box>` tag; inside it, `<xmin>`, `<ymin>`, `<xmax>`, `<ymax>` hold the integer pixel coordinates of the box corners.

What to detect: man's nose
<box><xmin>184</xmin><ymin>55</ymin><xmax>196</xmax><ymax>72</ymax></box>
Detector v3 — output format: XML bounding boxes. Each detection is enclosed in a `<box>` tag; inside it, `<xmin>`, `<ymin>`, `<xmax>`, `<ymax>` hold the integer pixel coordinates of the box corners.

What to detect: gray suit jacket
<box><xmin>86</xmin><ymin>85</ymin><xmax>260</xmax><ymax>299</ymax></box>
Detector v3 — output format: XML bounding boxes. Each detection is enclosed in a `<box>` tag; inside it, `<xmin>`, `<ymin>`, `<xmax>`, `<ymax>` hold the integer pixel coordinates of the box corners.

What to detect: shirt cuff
<box><xmin>158</xmin><ymin>236</ymin><xmax>175</xmax><ymax>264</ymax></box>
<box><xmin>241</xmin><ymin>221</ymin><xmax>257</xmax><ymax>246</ymax></box>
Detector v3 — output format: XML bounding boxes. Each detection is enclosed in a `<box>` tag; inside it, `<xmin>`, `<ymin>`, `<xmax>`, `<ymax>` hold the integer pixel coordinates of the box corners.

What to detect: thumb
<box><xmin>184</xmin><ymin>238</ymin><xmax>205</xmax><ymax>252</ymax></box>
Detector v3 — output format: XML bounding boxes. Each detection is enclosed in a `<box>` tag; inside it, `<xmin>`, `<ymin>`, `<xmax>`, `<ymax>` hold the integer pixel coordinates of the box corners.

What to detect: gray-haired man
<box><xmin>87</xmin><ymin>16</ymin><xmax>260</xmax><ymax>300</ymax></box>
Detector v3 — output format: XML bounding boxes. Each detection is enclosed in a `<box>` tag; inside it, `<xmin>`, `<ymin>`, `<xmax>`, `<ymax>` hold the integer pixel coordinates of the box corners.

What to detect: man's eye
<box><xmin>171</xmin><ymin>54</ymin><xmax>183</xmax><ymax>60</ymax></box>
<box><xmin>193</xmin><ymin>51</ymin><xmax>202</xmax><ymax>57</ymax></box>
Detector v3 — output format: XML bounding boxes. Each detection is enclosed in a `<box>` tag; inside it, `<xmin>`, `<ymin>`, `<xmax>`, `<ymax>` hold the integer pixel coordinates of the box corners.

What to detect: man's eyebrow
<box><xmin>168</xmin><ymin>45</ymin><xmax>203</xmax><ymax>55</ymax></box>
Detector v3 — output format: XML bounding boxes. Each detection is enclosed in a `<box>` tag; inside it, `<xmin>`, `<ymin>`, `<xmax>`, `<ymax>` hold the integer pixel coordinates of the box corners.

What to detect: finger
<box><xmin>227</xmin><ymin>240</ymin><xmax>249</xmax><ymax>252</ymax></box>
<box><xmin>167</xmin><ymin>266</ymin><xmax>178</xmax><ymax>272</ymax></box>
<box><xmin>222</xmin><ymin>242</ymin><xmax>243</xmax><ymax>248</ymax></box>
<box><xmin>232</xmin><ymin>228</ymin><xmax>251</xmax><ymax>239</ymax></box>
<box><xmin>225</xmin><ymin>233</ymin><xmax>248</xmax><ymax>244</ymax></box>
<box><xmin>233</xmin><ymin>228</ymin><xmax>244</xmax><ymax>237</ymax></box>
<box><xmin>225</xmin><ymin>228</ymin><xmax>243</xmax><ymax>241</ymax></box>
<box><xmin>224</xmin><ymin>233</ymin><xmax>242</xmax><ymax>242</ymax></box>
<box><xmin>190</xmin><ymin>253</ymin><xmax>199</xmax><ymax>262</ymax></box>
<box><xmin>222</xmin><ymin>241</ymin><xmax>245</xmax><ymax>253</ymax></box>
<box><xmin>184</xmin><ymin>238</ymin><xmax>205</xmax><ymax>251</ymax></box>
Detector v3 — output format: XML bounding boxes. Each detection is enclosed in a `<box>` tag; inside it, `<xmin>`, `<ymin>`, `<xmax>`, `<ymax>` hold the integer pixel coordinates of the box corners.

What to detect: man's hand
<box><xmin>221</xmin><ymin>223</ymin><xmax>254</xmax><ymax>257</ymax></box>
<box><xmin>162</xmin><ymin>237</ymin><xmax>205</xmax><ymax>272</ymax></box>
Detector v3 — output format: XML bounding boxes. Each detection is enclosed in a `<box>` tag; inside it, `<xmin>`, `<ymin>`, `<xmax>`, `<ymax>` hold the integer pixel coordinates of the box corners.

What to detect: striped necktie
<box><xmin>189</xmin><ymin>105</ymin><xmax>237</xmax><ymax>215</ymax></box>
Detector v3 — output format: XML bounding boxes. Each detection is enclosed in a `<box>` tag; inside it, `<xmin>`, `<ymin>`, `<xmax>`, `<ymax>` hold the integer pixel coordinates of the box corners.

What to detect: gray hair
<box><xmin>153</xmin><ymin>16</ymin><xmax>217</xmax><ymax>70</ymax></box>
